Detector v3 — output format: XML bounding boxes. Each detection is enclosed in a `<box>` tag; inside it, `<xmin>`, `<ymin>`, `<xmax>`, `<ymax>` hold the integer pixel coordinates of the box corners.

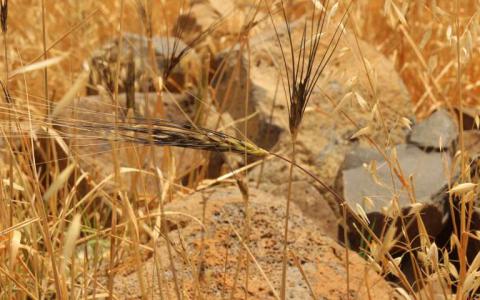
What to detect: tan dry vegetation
<box><xmin>355</xmin><ymin>0</ymin><xmax>480</xmax><ymax>117</ymax></box>
<box><xmin>0</xmin><ymin>0</ymin><xmax>479</xmax><ymax>299</ymax></box>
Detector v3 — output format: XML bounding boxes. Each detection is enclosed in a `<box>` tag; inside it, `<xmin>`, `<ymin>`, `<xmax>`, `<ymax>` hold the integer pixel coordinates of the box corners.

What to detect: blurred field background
<box><xmin>5</xmin><ymin>0</ymin><xmax>480</xmax><ymax>116</ymax></box>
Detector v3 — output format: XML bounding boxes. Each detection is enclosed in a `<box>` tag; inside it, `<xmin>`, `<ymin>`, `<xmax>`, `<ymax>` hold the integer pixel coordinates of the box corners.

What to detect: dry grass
<box><xmin>0</xmin><ymin>0</ymin><xmax>479</xmax><ymax>299</ymax></box>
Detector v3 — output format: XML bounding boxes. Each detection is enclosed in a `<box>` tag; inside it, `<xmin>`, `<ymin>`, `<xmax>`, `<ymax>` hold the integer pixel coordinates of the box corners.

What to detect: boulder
<box><xmin>247</xmin><ymin>23</ymin><xmax>414</xmax><ymax>231</ymax></box>
<box><xmin>86</xmin><ymin>33</ymin><xmax>199</xmax><ymax>94</ymax></box>
<box><xmin>465</xmin><ymin>130</ymin><xmax>480</xmax><ymax>158</ymax></box>
<box><xmin>341</xmin><ymin>144</ymin><xmax>451</xmax><ymax>211</ymax></box>
<box><xmin>49</xmin><ymin>92</ymin><xmax>237</xmax><ymax>194</ymax></box>
<box><xmin>267</xmin><ymin>180</ymin><xmax>338</xmax><ymax>239</ymax></box>
<box><xmin>436</xmin><ymin>157</ymin><xmax>480</xmax><ymax>269</ymax></box>
<box><xmin>111</xmin><ymin>186</ymin><xmax>396</xmax><ymax>299</ymax></box>
<box><xmin>454</xmin><ymin>107</ymin><xmax>479</xmax><ymax>131</ymax></box>
<box><xmin>409</xmin><ymin>109</ymin><xmax>458</xmax><ymax>151</ymax></box>
<box><xmin>211</xmin><ymin>51</ymin><xmax>261</xmax><ymax>143</ymax></box>
<box><xmin>337</xmin><ymin>144</ymin><xmax>451</xmax><ymax>252</ymax></box>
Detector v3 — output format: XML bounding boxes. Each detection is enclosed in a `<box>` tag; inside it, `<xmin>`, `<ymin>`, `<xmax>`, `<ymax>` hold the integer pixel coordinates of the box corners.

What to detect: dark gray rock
<box><xmin>409</xmin><ymin>109</ymin><xmax>458</xmax><ymax>150</ymax></box>
<box><xmin>338</xmin><ymin>144</ymin><xmax>451</xmax><ymax>252</ymax></box>
<box><xmin>436</xmin><ymin>206</ymin><xmax>480</xmax><ymax>269</ymax></box>
<box><xmin>465</xmin><ymin>130</ymin><xmax>480</xmax><ymax>158</ymax></box>
<box><xmin>465</xmin><ymin>208</ymin><xmax>480</xmax><ymax>263</ymax></box>
<box><xmin>455</xmin><ymin>107</ymin><xmax>479</xmax><ymax>131</ymax></box>
<box><xmin>436</xmin><ymin>157</ymin><xmax>480</xmax><ymax>264</ymax></box>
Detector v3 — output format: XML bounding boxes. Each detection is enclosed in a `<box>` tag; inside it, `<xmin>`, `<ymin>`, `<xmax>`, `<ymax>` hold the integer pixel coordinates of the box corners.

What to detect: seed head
<box><xmin>269</xmin><ymin>0</ymin><xmax>349</xmax><ymax>136</ymax></box>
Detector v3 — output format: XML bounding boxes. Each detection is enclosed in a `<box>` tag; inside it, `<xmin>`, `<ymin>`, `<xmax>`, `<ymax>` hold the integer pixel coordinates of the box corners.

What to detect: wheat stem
<box><xmin>280</xmin><ymin>133</ymin><xmax>296</xmax><ymax>300</ymax></box>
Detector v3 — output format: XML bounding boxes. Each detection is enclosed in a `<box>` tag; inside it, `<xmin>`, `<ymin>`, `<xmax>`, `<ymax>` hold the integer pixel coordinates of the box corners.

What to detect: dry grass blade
<box><xmin>10</xmin><ymin>54</ymin><xmax>68</xmax><ymax>77</ymax></box>
<box><xmin>9</xmin><ymin>230</ymin><xmax>21</xmax><ymax>270</ymax></box>
<box><xmin>448</xmin><ymin>182</ymin><xmax>477</xmax><ymax>195</ymax></box>
<box><xmin>50</xmin><ymin>71</ymin><xmax>89</xmax><ymax>119</ymax></box>
<box><xmin>43</xmin><ymin>162</ymin><xmax>76</xmax><ymax>202</ymax></box>
<box><xmin>62</xmin><ymin>214</ymin><xmax>81</xmax><ymax>272</ymax></box>
<box><xmin>0</xmin><ymin>80</ymin><xmax>12</xmax><ymax>103</ymax></box>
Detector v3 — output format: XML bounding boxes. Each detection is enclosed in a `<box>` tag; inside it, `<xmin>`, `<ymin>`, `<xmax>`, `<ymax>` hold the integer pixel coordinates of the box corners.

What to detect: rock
<box><xmin>465</xmin><ymin>130</ymin><xmax>480</xmax><ymax>158</ymax></box>
<box><xmin>249</xmin><ymin>158</ymin><xmax>313</xmax><ymax>187</ymax></box>
<box><xmin>261</xmin><ymin>180</ymin><xmax>338</xmax><ymax>238</ymax></box>
<box><xmin>438</xmin><ymin>207</ymin><xmax>480</xmax><ymax>270</ymax></box>
<box><xmin>340</xmin><ymin>146</ymin><xmax>383</xmax><ymax>171</ymax></box>
<box><xmin>341</xmin><ymin>144</ymin><xmax>450</xmax><ymax>208</ymax></box>
<box><xmin>212</xmin><ymin>51</ymin><xmax>261</xmax><ymax>143</ymax></box>
<box><xmin>50</xmin><ymin>92</ymin><xmax>237</xmax><ymax>193</ymax></box>
<box><xmin>454</xmin><ymin>107</ymin><xmax>479</xmax><ymax>131</ymax></box>
<box><xmin>211</xmin><ymin>50</ymin><xmax>284</xmax><ymax>152</ymax></box>
<box><xmin>86</xmin><ymin>33</ymin><xmax>199</xmax><ymax>94</ymax></box>
<box><xmin>111</xmin><ymin>186</ymin><xmax>396</xmax><ymax>299</ymax></box>
<box><xmin>248</xmin><ymin>29</ymin><xmax>413</xmax><ymax>185</ymax></box>
<box><xmin>409</xmin><ymin>109</ymin><xmax>458</xmax><ymax>150</ymax></box>
<box><xmin>242</xmin><ymin>21</ymin><xmax>415</xmax><ymax>247</ymax></box>
<box><xmin>436</xmin><ymin>157</ymin><xmax>480</xmax><ymax>268</ymax></box>
<box><xmin>416</xmin><ymin>274</ymin><xmax>456</xmax><ymax>300</ymax></box>
<box><xmin>466</xmin><ymin>207</ymin><xmax>480</xmax><ymax>264</ymax></box>
<box><xmin>338</xmin><ymin>144</ymin><xmax>451</xmax><ymax>252</ymax></box>
<box><xmin>172</xmin><ymin>0</ymin><xmax>251</xmax><ymax>45</ymax></box>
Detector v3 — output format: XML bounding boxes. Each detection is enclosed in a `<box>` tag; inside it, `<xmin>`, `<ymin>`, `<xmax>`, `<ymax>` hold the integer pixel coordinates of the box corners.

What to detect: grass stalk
<box><xmin>290</xmin><ymin>250</ymin><xmax>318</xmax><ymax>300</ymax></box>
<box><xmin>39</xmin><ymin>0</ymin><xmax>65</xmax><ymax>297</ymax></box>
<box><xmin>243</xmin><ymin>34</ymin><xmax>255</xmax><ymax>300</ymax></box>
<box><xmin>108</xmin><ymin>0</ymin><xmax>126</xmax><ymax>297</ymax></box>
<box><xmin>455</xmin><ymin>0</ymin><xmax>469</xmax><ymax>296</ymax></box>
<box><xmin>280</xmin><ymin>133</ymin><xmax>296</xmax><ymax>300</ymax></box>
<box><xmin>343</xmin><ymin>204</ymin><xmax>350</xmax><ymax>300</ymax></box>
<box><xmin>1</xmin><ymin>1</ymin><xmax>14</xmax><ymax>297</ymax></box>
